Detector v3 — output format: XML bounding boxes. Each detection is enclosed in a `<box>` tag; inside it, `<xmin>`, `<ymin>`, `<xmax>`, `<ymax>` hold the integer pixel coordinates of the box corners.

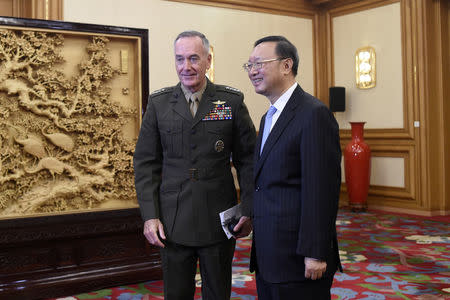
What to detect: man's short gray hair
<box><xmin>174</xmin><ymin>31</ymin><xmax>210</xmax><ymax>54</ymax></box>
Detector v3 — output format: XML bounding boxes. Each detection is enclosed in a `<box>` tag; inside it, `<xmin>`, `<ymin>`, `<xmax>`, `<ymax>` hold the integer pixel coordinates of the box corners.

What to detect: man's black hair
<box><xmin>254</xmin><ymin>36</ymin><xmax>299</xmax><ymax>76</ymax></box>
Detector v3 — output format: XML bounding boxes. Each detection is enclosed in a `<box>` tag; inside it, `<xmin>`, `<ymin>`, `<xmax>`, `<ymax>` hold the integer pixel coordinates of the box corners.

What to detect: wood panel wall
<box><xmin>165</xmin><ymin>0</ymin><xmax>318</xmax><ymax>17</ymax></box>
<box><xmin>167</xmin><ymin>0</ymin><xmax>448</xmax><ymax>215</ymax></box>
<box><xmin>0</xmin><ymin>0</ymin><xmax>62</xmax><ymax>20</ymax></box>
<box><xmin>0</xmin><ymin>1</ymin><xmax>446</xmax><ymax>299</ymax></box>
<box><xmin>0</xmin><ymin>0</ymin><xmax>446</xmax><ymax>233</ymax></box>
<box><xmin>325</xmin><ymin>0</ymin><xmax>448</xmax><ymax>215</ymax></box>
<box><xmin>420</xmin><ymin>0</ymin><xmax>449</xmax><ymax>213</ymax></box>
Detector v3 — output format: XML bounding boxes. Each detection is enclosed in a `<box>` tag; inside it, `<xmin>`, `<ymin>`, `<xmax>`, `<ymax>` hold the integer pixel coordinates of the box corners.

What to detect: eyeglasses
<box><xmin>242</xmin><ymin>58</ymin><xmax>285</xmax><ymax>72</ymax></box>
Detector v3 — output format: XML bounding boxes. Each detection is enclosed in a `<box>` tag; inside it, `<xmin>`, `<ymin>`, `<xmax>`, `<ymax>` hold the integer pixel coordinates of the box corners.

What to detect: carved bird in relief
<box><xmin>41</xmin><ymin>125</ymin><xmax>75</xmax><ymax>152</ymax></box>
<box><xmin>9</xmin><ymin>127</ymin><xmax>46</xmax><ymax>159</ymax></box>
<box><xmin>25</xmin><ymin>157</ymin><xmax>66</xmax><ymax>180</ymax></box>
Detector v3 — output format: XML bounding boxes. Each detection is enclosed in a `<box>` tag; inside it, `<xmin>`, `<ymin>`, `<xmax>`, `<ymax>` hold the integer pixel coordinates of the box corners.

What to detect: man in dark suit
<box><xmin>245</xmin><ymin>36</ymin><xmax>342</xmax><ymax>299</ymax></box>
<box><xmin>133</xmin><ymin>31</ymin><xmax>255</xmax><ymax>300</ymax></box>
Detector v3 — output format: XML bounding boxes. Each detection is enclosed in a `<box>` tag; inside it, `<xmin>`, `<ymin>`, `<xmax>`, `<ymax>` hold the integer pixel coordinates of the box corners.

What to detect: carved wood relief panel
<box><xmin>0</xmin><ymin>17</ymin><xmax>157</xmax><ymax>300</ymax></box>
<box><xmin>0</xmin><ymin>17</ymin><xmax>148</xmax><ymax>219</ymax></box>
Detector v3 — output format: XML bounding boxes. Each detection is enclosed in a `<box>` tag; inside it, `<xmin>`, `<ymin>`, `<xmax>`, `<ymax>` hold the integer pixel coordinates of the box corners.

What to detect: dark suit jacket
<box><xmin>133</xmin><ymin>79</ymin><xmax>256</xmax><ymax>247</ymax></box>
<box><xmin>249</xmin><ymin>85</ymin><xmax>342</xmax><ymax>283</ymax></box>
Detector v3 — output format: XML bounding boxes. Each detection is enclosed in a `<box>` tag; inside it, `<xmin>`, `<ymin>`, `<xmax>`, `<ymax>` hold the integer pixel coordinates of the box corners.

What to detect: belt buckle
<box><xmin>188</xmin><ymin>168</ymin><xmax>199</xmax><ymax>181</ymax></box>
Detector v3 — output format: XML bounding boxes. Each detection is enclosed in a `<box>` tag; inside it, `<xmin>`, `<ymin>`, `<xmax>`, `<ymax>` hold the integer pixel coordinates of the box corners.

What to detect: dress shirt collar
<box><xmin>272</xmin><ymin>82</ymin><xmax>298</xmax><ymax>113</ymax></box>
<box><xmin>181</xmin><ymin>80</ymin><xmax>207</xmax><ymax>103</ymax></box>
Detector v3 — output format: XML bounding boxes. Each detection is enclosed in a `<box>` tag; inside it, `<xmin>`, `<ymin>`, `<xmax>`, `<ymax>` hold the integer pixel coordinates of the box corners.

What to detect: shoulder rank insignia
<box><xmin>150</xmin><ymin>87</ymin><xmax>173</xmax><ymax>97</ymax></box>
<box><xmin>224</xmin><ymin>86</ymin><xmax>241</xmax><ymax>93</ymax></box>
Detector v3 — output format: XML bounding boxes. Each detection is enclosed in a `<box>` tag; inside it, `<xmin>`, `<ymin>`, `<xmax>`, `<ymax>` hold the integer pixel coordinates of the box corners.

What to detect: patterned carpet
<box><xmin>54</xmin><ymin>208</ymin><xmax>450</xmax><ymax>300</ymax></box>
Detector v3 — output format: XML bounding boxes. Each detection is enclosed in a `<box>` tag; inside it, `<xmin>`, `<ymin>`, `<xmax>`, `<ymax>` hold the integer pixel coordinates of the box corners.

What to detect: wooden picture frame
<box><xmin>0</xmin><ymin>16</ymin><xmax>149</xmax><ymax>219</ymax></box>
<box><xmin>0</xmin><ymin>17</ymin><xmax>160</xmax><ymax>299</ymax></box>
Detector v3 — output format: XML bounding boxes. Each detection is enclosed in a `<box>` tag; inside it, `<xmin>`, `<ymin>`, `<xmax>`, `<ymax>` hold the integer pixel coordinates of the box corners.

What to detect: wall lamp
<box><xmin>355</xmin><ymin>46</ymin><xmax>376</xmax><ymax>89</ymax></box>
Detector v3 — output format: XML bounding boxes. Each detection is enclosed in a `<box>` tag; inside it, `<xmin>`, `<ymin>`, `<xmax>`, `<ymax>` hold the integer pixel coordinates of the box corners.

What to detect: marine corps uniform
<box><xmin>133</xmin><ymin>79</ymin><xmax>256</xmax><ymax>299</ymax></box>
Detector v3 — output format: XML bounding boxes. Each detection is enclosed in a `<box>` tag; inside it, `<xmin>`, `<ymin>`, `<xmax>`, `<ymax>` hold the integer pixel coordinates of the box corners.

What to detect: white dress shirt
<box><xmin>268</xmin><ymin>82</ymin><xmax>298</xmax><ymax>131</ymax></box>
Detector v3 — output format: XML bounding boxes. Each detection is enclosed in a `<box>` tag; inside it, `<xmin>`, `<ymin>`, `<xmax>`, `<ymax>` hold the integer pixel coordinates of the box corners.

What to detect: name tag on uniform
<box><xmin>202</xmin><ymin>100</ymin><xmax>232</xmax><ymax>121</ymax></box>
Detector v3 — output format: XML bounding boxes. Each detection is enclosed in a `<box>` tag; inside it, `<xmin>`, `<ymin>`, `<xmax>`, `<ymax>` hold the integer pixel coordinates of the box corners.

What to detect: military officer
<box><xmin>133</xmin><ymin>31</ymin><xmax>256</xmax><ymax>300</ymax></box>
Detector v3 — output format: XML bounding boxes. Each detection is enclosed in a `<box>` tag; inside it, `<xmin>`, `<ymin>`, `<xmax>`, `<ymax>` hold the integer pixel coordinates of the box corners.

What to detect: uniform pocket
<box><xmin>159</xmin><ymin>120</ymin><xmax>183</xmax><ymax>158</ymax></box>
<box><xmin>159</xmin><ymin>186</ymin><xmax>180</xmax><ymax>235</ymax></box>
<box><xmin>205</xmin><ymin>179</ymin><xmax>235</xmax><ymax>234</ymax></box>
<box><xmin>205</xmin><ymin>120</ymin><xmax>232</xmax><ymax>153</ymax></box>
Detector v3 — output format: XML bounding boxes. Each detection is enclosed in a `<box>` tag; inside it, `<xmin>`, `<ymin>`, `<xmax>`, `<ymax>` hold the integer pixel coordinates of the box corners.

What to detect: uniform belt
<box><xmin>188</xmin><ymin>168</ymin><xmax>200</xmax><ymax>180</ymax></box>
<box><xmin>163</xmin><ymin>165</ymin><xmax>229</xmax><ymax>181</ymax></box>
<box><xmin>187</xmin><ymin>167</ymin><xmax>227</xmax><ymax>181</ymax></box>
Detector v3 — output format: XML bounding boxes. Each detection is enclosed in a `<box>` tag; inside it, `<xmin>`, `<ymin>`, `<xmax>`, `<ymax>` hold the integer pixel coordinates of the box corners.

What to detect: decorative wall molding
<box><xmin>329</xmin><ymin>0</ymin><xmax>436</xmax><ymax>213</ymax></box>
<box><xmin>165</xmin><ymin>0</ymin><xmax>317</xmax><ymax>17</ymax></box>
<box><xmin>329</xmin><ymin>0</ymin><xmax>448</xmax><ymax>214</ymax></box>
<box><xmin>323</xmin><ymin>0</ymin><xmax>398</xmax><ymax>16</ymax></box>
<box><xmin>340</xmin><ymin>143</ymin><xmax>416</xmax><ymax>203</ymax></box>
<box><xmin>11</xmin><ymin>0</ymin><xmax>62</xmax><ymax>20</ymax></box>
<box><xmin>163</xmin><ymin>0</ymin><xmax>449</xmax><ymax>214</ymax></box>
<box><xmin>416</xmin><ymin>0</ymin><xmax>449</xmax><ymax>212</ymax></box>
<box><xmin>367</xmin><ymin>144</ymin><xmax>415</xmax><ymax>200</ymax></box>
<box><xmin>327</xmin><ymin>0</ymin><xmax>413</xmax><ymax>139</ymax></box>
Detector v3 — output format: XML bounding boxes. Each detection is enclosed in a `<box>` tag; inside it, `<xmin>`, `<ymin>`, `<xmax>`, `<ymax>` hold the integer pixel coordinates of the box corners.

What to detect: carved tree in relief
<box><xmin>0</xmin><ymin>29</ymin><xmax>137</xmax><ymax>216</ymax></box>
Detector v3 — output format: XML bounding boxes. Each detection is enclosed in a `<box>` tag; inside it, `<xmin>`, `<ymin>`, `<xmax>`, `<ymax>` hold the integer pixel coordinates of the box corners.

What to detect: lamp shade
<box><xmin>355</xmin><ymin>46</ymin><xmax>376</xmax><ymax>89</ymax></box>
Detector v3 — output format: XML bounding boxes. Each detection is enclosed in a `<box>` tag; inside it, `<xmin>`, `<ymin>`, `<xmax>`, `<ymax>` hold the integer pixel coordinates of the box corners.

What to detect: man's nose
<box><xmin>183</xmin><ymin>59</ymin><xmax>192</xmax><ymax>69</ymax></box>
<box><xmin>249</xmin><ymin>67</ymin><xmax>258</xmax><ymax>76</ymax></box>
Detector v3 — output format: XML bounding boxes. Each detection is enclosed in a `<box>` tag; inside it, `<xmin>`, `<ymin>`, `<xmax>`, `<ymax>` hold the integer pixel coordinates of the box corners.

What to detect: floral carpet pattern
<box><xmin>54</xmin><ymin>208</ymin><xmax>450</xmax><ymax>300</ymax></box>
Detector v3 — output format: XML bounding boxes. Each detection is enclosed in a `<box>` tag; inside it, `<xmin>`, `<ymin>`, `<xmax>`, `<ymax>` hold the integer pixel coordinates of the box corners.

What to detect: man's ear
<box><xmin>206</xmin><ymin>53</ymin><xmax>212</xmax><ymax>69</ymax></box>
<box><xmin>282</xmin><ymin>58</ymin><xmax>294</xmax><ymax>75</ymax></box>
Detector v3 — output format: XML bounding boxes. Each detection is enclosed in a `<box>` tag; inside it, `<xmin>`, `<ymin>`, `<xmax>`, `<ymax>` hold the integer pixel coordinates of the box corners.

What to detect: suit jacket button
<box><xmin>190</xmin><ymin>144</ymin><xmax>196</xmax><ymax>149</ymax></box>
<box><xmin>191</xmin><ymin>129</ymin><xmax>196</xmax><ymax>134</ymax></box>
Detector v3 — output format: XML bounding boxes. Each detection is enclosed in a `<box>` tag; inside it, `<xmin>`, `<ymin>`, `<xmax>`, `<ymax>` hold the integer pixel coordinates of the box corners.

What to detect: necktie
<box><xmin>189</xmin><ymin>97</ymin><xmax>199</xmax><ymax>117</ymax></box>
<box><xmin>260</xmin><ymin>106</ymin><xmax>277</xmax><ymax>154</ymax></box>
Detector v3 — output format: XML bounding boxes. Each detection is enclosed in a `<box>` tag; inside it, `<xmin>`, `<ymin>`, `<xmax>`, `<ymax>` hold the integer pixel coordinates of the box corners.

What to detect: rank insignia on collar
<box><xmin>212</xmin><ymin>100</ymin><xmax>226</xmax><ymax>105</ymax></box>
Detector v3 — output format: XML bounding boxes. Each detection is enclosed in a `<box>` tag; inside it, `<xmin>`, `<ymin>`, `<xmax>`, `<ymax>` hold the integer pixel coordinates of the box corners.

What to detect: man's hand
<box><xmin>143</xmin><ymin>219</ymin><xmax>166</xmax><ymax>248</ymax></box>
<box><xmin>232</xmin><ymin>216</ymin><xmax>252</xmax><ymax>238</ymax></box>
<box><xmin>304</xmin><ymin>257</ymin><xmax>327</xmax><ymax>280</ymax></box>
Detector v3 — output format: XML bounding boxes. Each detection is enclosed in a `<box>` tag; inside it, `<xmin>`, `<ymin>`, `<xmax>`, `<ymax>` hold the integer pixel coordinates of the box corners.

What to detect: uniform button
<box><xmin>255</xmin><ymin>186</ymin><xmax>260</xmax><ymax>192</ymax></box>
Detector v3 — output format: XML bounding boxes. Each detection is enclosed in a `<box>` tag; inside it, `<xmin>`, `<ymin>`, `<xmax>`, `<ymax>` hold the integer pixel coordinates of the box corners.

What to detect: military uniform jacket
<box><xmin>134</xmin><ymin>79</ymin><xmax>256</xmax><ymax>246</ymax></box>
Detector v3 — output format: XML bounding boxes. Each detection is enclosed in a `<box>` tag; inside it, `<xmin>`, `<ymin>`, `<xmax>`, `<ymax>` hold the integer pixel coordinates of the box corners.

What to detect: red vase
<box><xmin>344</xmin><ymin>122</ymin><xmax>371</xmax><ymax>212</ymax></box>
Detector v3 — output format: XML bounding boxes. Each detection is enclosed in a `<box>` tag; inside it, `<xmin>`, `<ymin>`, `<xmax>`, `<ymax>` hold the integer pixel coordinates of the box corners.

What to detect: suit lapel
<box><xmin>254</xmin><ymin>86</ymin><xmax>305</xmax><ymax>179</ymax></box>
<box><xmin>169</xmin><ymin>83</ymin><xmax>192</xmax><ymax>122</ymax></box>
<box><xmin>254</xmin><ymin>117</ymin><xmax>265</xmax><ymax>165</ymax></box>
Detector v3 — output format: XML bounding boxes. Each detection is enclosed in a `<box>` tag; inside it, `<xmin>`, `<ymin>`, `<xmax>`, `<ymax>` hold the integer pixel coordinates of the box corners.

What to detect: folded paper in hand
<box><xmin>219</xmin><ymin>203</ymin><xmax>242</xmax><ymax>239</ymax></box>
